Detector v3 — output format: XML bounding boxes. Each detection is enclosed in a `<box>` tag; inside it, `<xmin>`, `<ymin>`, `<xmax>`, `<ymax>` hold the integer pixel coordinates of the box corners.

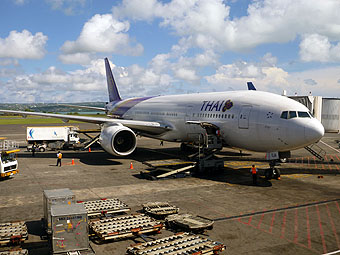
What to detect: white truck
<box><xmin>0</xmin><ymin>140</ymin><xmax>19</xmax><ymax>179</ymax></box>
<box><xmin>27</xmin><ymin>126</ymin><xmax>80</xmax><ymax>152</ymax></box>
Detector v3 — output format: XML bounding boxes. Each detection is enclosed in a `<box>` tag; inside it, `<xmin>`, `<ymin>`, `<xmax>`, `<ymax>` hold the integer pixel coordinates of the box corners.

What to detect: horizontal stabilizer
<box><xmin>247</xmin><ymin>82</ymin><xmax>256</xmax><ymax>91</ymax></box>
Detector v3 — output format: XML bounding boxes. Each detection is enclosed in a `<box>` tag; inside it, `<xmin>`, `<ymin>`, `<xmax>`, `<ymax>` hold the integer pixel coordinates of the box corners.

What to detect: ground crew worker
<box><xmin>31</xmin><ymin>143</ymin><xmax>36</xmax><ymax>157</ymax></box>
<box><xmin>250</xmin><ymin>164</ymin><xmax>258</xmax><ymax>185</ymax></box>
<box><xmin>56</xmin><ymin>151</ymin><xmax>62</xmax><ymax>167</ymax></box>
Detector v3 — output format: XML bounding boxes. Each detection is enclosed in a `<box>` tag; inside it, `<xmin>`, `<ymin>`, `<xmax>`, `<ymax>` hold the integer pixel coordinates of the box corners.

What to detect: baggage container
<box><xmin>51</xmin><ymin>204</ymin><xmax>90</xmax><ymax>254</ymax></box>
<box><xmin>43</xmin><ymin>189</ymin><xmax>75</xmax><ymax>234</ymax></box>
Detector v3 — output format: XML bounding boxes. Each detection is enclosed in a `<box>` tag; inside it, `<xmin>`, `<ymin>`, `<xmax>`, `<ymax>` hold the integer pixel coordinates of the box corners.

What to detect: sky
<box><xmin>1</xmin><ymin>0</ymin><xmax>340</xmax><ymax>103</ymax></box>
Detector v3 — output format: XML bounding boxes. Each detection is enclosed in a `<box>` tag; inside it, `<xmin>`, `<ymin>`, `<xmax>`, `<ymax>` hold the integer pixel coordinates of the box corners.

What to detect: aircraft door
<box><xmin>238</xmin><ymin>106</ymin><xmax>252</xmax><ymax>129</ymax></box>
<box><xmin>185</xmin><ymin>105</ymin><xmax>202</xmax><ymax>141</ymax></box>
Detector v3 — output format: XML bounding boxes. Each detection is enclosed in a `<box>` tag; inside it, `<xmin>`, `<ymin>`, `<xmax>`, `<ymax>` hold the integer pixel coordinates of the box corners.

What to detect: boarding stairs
<box><xmin>304</xmin><ymin>143</ymin><xmax>326</xmax><ymax>161</ymax></box>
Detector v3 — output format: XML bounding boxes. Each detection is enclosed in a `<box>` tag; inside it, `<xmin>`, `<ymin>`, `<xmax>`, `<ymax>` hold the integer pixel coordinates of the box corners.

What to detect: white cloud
<box><xmin>0</xmin><ymin>30</ymin><xmax>47</xmax><ymax>59</ymax></box>
<box><xmin>299</xmin><ymin>33</ymin><xmax>340</xmax><ymax>62</ymax></box>
<box><xmin>13</xmin><ymin>0</ymin><xmax>28</xmax><ymax>5</ymax></box>
<box><xmin>45</xmin><ymin>0</ymin><xmax>86</xmax><ymax>15</ymax></box>
<box><xmin>113</xmin><ymin>0</ymin><xmax>340</xmax><ymax>55</ymax></box>
<box><xmin>60</xmin><ymin>14</ymin><xmax>143</xmax><ymax>57</ymax></box>
<box><xmin>58</xmin><ymin>52</ymin><xmax>93</xmax><ymax>65</ymax></box>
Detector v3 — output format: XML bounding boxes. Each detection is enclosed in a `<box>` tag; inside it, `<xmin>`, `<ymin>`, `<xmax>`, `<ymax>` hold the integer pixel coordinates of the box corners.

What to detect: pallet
<box><xmin>0</xmin><ymin>249</ymin><xmax>28</xmax><ymax>255</ymax></box>
<box><xmin>142</xmin><ymin>202</ymin><xmax>179</xmax><ymax>218</ymax></box>
<box><xmin>0</xmin><ymin>222</ymin><xmax>28</xmax><ymax>246</ymax></box>
<box><xmin>89</xmin><ymin>214</ymin><xmax>163</xmax><ymax>241</ymax></box>
<box><xmin>165</xmin><ymin>214</ymin><xmax>214</xmax><ymax>232</ymax></box>
<box><xmin>77</xmin><ymin>198</ymin><xmax>130</xmax><ymax>217</ymax></box>
<box><xmin>126</xmin><ymin>232</ymin><xmax>226</xmax><ymax>255</ymax></box>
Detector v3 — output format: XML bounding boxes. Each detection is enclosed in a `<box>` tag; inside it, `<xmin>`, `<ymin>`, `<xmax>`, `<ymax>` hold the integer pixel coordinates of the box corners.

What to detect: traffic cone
<box><xmin>89</xmin><ymin>147</ymin><xmax>91</xmax><ymax>152</ymax></box>
<box><xmin>130</xmin><ymin>162</ymin><xmax>134</xmax><ymax>170</ymax></box>
<box><xmin>71</xmin><ymin>159</ymin><xmax>75</xmax><ymax>165</ymax></box>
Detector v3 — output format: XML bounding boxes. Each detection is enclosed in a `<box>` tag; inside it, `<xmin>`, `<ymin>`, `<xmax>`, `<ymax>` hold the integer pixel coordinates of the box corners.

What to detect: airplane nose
<box><xmin>304</xmin><ymin>120</ymin><xmax>324</xmax><ymax>143</ymax></box>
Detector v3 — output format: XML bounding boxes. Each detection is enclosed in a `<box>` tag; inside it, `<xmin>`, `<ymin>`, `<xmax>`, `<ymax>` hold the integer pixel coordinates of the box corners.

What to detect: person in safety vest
<box><xmin>250</xmin><ymin>164</ymin><xmax>258</xmax><ymax>185</ymax></box>
<box><xmin>56</xmin><ymin>151</ymin><xmax>62</xmax><ymax>167</ymax></box>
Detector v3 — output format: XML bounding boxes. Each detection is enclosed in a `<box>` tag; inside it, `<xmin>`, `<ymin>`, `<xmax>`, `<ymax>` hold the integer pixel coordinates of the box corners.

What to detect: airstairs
<box><xmin>304</xmin><ymin>143</ymin><xmax>326</xmax><ymax>161</ymax></box>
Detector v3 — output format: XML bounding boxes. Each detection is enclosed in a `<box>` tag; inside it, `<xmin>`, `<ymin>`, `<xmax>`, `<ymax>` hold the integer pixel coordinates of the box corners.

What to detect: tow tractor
<box><xmin>0</xmin><ymin>139</ymin><xmax>20</xmax><ymax>178</ymax></box>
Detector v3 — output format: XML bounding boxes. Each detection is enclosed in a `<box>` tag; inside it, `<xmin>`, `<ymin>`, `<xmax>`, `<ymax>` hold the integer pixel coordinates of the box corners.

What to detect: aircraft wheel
<box><xmin>273</xmin><ymin>168</ymin><xmax>281</xmax><ymax>179</ymax></box>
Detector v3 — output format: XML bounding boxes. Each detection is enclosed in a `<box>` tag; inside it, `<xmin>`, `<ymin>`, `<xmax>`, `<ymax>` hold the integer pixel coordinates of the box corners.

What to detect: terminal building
<box><xmin>289</xmin><ymin>95</ymin><xmax>340</xmax><ymax>133</ymax></box>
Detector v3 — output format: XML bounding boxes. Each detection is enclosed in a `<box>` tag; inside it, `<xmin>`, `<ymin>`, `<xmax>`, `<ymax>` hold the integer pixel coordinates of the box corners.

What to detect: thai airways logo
<box><xmin>54</xmin><ymin>131</ymin><xmax>57</xmax><ymax>136</ymax></box>
<box><xmin>28</xmin><ymin>129</ymin><xmax>34</xmax><ymax>139</ymax></box>
<box><xmin>200</xmin><ymin>100</ymin><xmax>233</xmax><ymax>112</ymax></box>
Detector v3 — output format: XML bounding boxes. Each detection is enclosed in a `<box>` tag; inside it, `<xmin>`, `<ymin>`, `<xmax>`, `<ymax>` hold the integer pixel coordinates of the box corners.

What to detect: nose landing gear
<box><xmin>264</xmin><ymin>160</ymin><xmax>281</xmax><ymax>180</ymax></box>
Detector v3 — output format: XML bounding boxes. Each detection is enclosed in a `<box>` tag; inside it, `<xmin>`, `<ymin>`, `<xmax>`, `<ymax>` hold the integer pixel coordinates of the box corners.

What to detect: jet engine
<box><xmin>99</xmin><ymin>124</ymin><xmax>137</xmax><ymax>156</ymax></box>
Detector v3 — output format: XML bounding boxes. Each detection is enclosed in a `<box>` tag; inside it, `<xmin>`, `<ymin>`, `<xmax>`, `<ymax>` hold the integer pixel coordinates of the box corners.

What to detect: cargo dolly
<box><xmin>89</xmin><ymin>214</ymin><xmax>163</xmax><ymax>241</ymax></box>
<box><xmin>141</xmin><ymin>159</ymin><xmax>196</xmax><ymax>180</ymax></box>
<box><xmin>126</xmin><ymin>232</ymin><xmax>226</xmax><ymax>255</ymax></box>
<box><xmin>0</xmin><ymin>249</ymin><xmax>28</xmax><ymax>255</ymax></box>
<box><xmin>165</xmin><ymin>214</ymin><xmax>214</xmax><ymax>233</ymax></box>
<box><xmin>142</xmin><ymin>202</ymin><xmax>179</xmax><ymax>218</ymax></box>
<box><xmin>77</xmin><ymin>198</ymin><xmax>130</xmax><ymax>217</ymax></box>
<box><xmin>0</xmin><ymin>222</ymin><xmax>28</xmax><ymax>246</ymax></box>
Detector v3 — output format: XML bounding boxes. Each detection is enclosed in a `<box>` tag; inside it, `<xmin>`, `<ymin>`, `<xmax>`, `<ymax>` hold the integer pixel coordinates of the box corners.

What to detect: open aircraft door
<box><xmin>238</xmin><ymin>106</ymin><xmax>252</xmax><ymax>129</ymax></box>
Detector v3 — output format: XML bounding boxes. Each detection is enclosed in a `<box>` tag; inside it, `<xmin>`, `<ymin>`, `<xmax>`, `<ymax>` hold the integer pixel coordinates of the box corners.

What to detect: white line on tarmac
<box><xmin>323</xmin><ymin>250</ymin><xmax>340</xmax><ymax>255</ymax></box>
<box><xmin>320</xmin><ymin>140</ymin><xmax>340</xmax><ymax>154</ymax></box>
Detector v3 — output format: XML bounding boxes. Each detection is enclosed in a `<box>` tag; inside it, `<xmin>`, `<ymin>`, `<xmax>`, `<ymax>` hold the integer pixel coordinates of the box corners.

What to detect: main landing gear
<box><xmin>264</xmin><ymin>160</ymin><xmax>281</xmax><ymax>180</ymax></box>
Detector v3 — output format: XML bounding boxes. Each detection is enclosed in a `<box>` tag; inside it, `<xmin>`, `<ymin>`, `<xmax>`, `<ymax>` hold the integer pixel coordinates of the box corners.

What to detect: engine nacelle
<box><xmin>99</xmin><ymin>124</ymin><xmax>137</xmax><ymax>156</ymax></box>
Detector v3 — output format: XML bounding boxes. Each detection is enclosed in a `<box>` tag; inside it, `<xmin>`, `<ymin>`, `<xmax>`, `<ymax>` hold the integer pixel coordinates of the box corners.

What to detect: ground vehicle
<box><xmin>27</xmin><ymin>126</ymin><xmax>80</xmax><ymax>152</ymax></box>
<box><xmin>0</xmin><ymin>140</ymin><xmax>19</xmax><ymax>178</ymax></box>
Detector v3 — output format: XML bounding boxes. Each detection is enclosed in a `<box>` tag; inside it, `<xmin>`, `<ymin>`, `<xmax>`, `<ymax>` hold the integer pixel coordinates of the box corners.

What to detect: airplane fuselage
<box><xmin>107</xmin><ymin>90</ymin><xmax>324</xmax><ymax>153</ymax></box>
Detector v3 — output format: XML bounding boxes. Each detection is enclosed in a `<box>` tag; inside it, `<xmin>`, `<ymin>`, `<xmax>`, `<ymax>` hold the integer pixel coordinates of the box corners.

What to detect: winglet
<box><xmin>247</xmin><ymin>82</ymin><xmax>256</xmax><ymax>90</ymax></box>
<box><xmin>105</xmin><ymin>58</ymin><xmax>122</xmax><ymax>102</ymax></box>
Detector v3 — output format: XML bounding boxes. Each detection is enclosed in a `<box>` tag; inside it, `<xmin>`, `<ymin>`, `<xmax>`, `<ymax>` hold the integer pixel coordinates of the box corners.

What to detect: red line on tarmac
<box><xmin>269</xmin><ymin>212</ymin><xmax>276</xmax><ymax>233</ymax></box>
<box><xmin>336</xmin><ymin>155</ymin><xmax>340</xmax><ymax>161</ymax></box>
<box><xmin>336</xmin><ymin>202</ymin><xmax>340</xmax><ymax>214</ymax></box>
<box><xmin>294</xmin><ymin>208</ymin><xmax>299</xmax><ymax>243</ymax></box>
<box><xmin>307</xmin><ymin>157</ymin><xmax>310</xmax><ymax>167</ymax></box>
<box><xmin>326</xmin><ymin>204</ymin><xmax>340</xmax><ymax>250</ymax></box>
<box><xmin>257</xmin><ymin>213</ymin><xmax>265</xmax><ymax>229</ymax></box>
<box><xmin>306</xmin><ymin>207</ymin><xmax>312</xmax><ymax>249</ymax></box>
<box><xmin>314</xmin><ymin>156</ymin><xmax>317</xmax><ymax>169</ymax></box>
<box><xmin>316</xmin><ymin>205</ymin><xmax>327</xmax><ymax>254</ymax></box>
<box><xmin>280</xmin><ymin>211</ymin><xmax>287</xmax><ymax>239</ymax></box>
<box><xmin>247</xmin><ymin>215</ymin><xmax>253</xmax><ymax>225</ymax></box>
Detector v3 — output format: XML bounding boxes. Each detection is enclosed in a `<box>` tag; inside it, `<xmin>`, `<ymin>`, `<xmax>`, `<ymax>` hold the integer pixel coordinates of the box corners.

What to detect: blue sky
<box><xmin>1</xmin><ymin>0</ymin><xmax>340</xmax><ymax>103</ymax></box>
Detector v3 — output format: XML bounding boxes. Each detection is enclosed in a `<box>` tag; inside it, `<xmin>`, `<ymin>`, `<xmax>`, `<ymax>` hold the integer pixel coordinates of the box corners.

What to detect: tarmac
<box><xmin>0</xmin><ymin>123</ymin><xmax>339</xmax><ymax>255</ymax></box>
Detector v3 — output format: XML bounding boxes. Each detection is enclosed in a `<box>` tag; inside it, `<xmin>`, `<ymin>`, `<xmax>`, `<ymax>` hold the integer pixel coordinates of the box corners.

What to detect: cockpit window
<box><xmin>289</xmin><ymin>111</ymin><xmax>297</xmax><ymax>119</ymax></box>
<box><xmin>280</xmin><ymin>111</ymin><xmax>288</xmax><ymax>119</ymax></box>
<box><xmin>298</xmin><ymin>111</ymin><xmax>311</xmax><ymax>118</ymax></box>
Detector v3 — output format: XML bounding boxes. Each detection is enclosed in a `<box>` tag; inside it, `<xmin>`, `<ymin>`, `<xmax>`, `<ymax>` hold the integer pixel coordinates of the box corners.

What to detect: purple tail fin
<box><xmin>105</xmin><ymin>58</ymin><xmax>122</xmax><ymax>102</ymax></box>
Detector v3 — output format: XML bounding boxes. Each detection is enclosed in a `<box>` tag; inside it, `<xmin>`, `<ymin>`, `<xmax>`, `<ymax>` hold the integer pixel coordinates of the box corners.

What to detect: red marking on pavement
<box><xmin>313</xmin><ymin>156</ymin><xmax>317</xmax><ymax>169</ymax></box>
<box><xmin>257</xmin><ymin>213</ymin><xmax>265</xmax><ymax>229</ymax></box>
<box><xmin>326</xmin><ymin>204</ymin><xmax>340</xmax><ymax>250</ymax></box>
<box><xmin>316</xmin><ymin>205</ymin><xmax>327</xmax><ymax>254</ymax></box>
<box><xmin>306</xmin><ymin>207</ymin><xmax>312</xmax><ymax>249</ymax></box>
<box><xmin>269</xmin><ymin>212</ymin><xmax>276</xmax><ymax>233</ymax></box>
<box><xmin>336</xmin><ymin>201</ymin><xmax>340</xmax><ymax>214</ymax></box>
<box><xmin>247</xmin><ymin>215</ymin><xmax>253</xmax><ymax>225</ymax></box>
<box><xmin>280</xmin><ymin>211</ymin><xmax>287</xmax><ymax>239</ymax></box>
<box><xmin>336</xmin><ymin>155</ymin><xmax>340</xmax><ymax>161</ymax></box>
<box><xmin>294</xmin><ymin>208</ymin><xmax>299</xmax><ymax>243</ymax></box>
<box><xmin>330</xmin><ymin>156</ymin><xmax>339</xmax><ymax>170</ymax></box>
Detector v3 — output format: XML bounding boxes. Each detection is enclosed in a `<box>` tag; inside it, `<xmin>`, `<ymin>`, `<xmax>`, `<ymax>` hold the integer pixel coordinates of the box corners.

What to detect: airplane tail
<box><xmin>247</xmin><ymin>82</ymin><xmax>256</xmax><ymax>91</ymax></box>
<box><xmin>105</xmin><ymin>58</ymin><xmax>122</xmax><ymax>102</ymax></box>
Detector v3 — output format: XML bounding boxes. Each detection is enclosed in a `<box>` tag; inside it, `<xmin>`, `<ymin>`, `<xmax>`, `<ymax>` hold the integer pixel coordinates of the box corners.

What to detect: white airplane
<box><xmin>0</xmin><ymin>58</ymin><xmax>324</xmax><ymax>177</ymax></box>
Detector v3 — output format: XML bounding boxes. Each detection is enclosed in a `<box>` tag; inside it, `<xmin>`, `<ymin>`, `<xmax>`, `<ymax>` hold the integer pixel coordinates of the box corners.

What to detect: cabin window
<box><xmin>289</xmin><ymin>111</ymin><xmax>297</xmax><ymax>119</ymax></box>
<box><xmin>298</xmin><ymin>111</ymin><xmax>310</xmax><ymax>118</ymax></box>
<box><xmin>280</xmin><ymin>111</ymin><xmax>288</xmax><ymax>119</ymax></box>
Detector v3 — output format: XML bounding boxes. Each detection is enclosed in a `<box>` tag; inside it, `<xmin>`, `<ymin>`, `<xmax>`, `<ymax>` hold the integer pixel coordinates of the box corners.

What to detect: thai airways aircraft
<box><xmin>0</xmin><ymin>58</ymin><xmax>324</xmax><ymax>164</ymax></box>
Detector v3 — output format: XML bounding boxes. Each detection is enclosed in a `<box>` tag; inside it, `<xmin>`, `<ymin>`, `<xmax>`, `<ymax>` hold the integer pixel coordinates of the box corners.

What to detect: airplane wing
<box><xmin>58</xmin><ymin>104</ymin><xmax>106</xmax><ymax>112</ymax></box>
<box><xmin>0</xmin><ymin>110</ymin><xmax>170</xmax><ymax>135</ymax></box>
